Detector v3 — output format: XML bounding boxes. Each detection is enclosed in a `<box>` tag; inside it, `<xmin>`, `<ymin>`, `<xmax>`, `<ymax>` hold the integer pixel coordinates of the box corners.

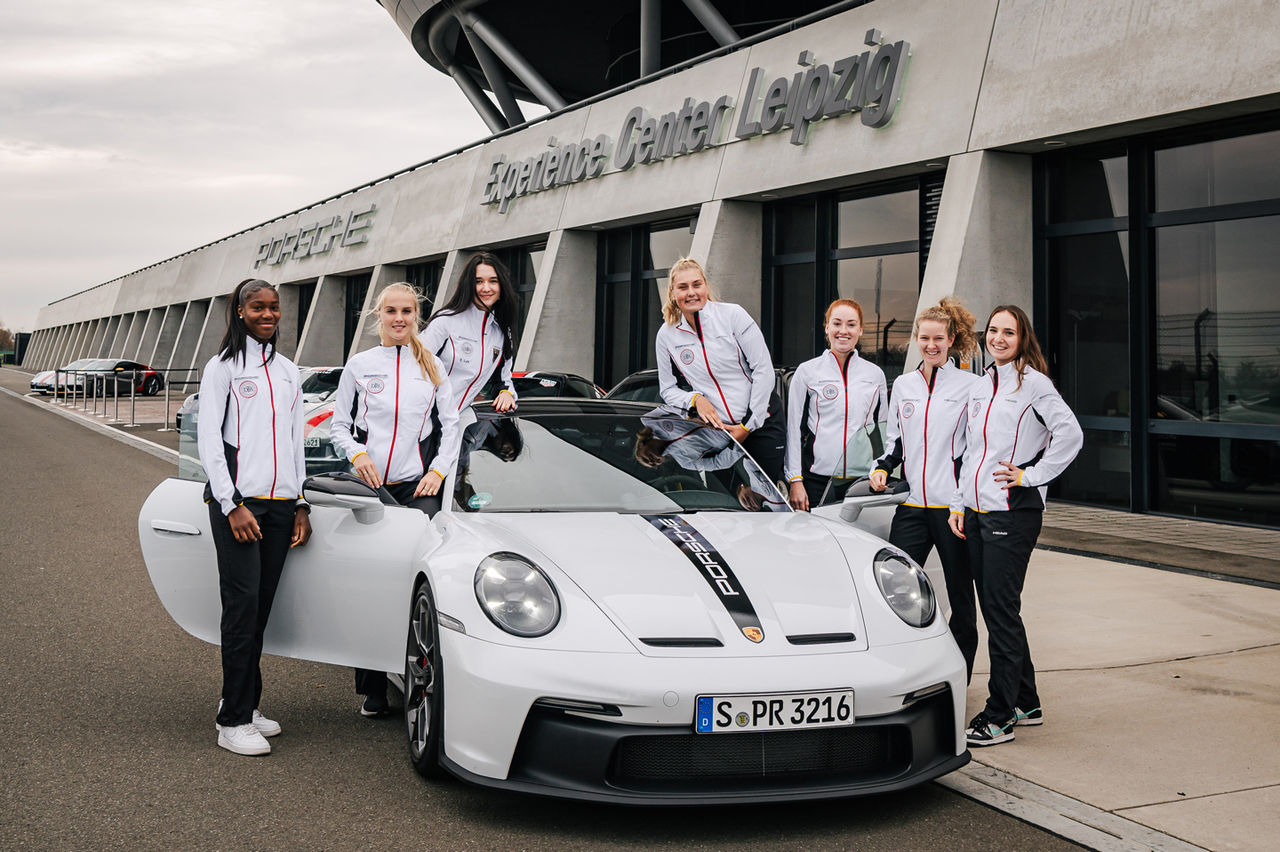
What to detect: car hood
<box><xmin>483</xmin><ymin>512</ymin><xmax>871</xmax><ymax>656</ymax></box>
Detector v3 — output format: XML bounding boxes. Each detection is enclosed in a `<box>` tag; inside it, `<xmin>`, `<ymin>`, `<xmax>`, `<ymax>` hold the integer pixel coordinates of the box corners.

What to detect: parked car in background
<box><xmin>507</xmin><ymin>370</ymin><xmax>604</xmax><ymax>400</ymax></box>
<box><xmin>606</xmin><ymin>367</ymin><xmax>794</xmax><ymax>404</ymax></box>
<box><xmin>91</xmin><ymin>360</ymin><xmax>165</xmax><ymax>396</ymax></box>
<box><xmin>30</xmin><ymin>358</ymin><xmax>99</xmax><ymax>394</ymax></box>
<box><xmin>175</xmin><ymin>366</ymin><xmax>343</xmax><ymax>433</ymax></box>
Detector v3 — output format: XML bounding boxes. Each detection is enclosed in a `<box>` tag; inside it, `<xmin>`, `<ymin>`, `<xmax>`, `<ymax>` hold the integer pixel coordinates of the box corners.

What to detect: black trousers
<box><xmin>741</xmin><ymin>392</ymin><xmax>786</xmax><ymax>485</ymax></box>
<box><xmin>355</xmin><ymin>480</ymin><xmax>440</xmax><ymax>700</ymax></box>
<box><xmin>209</xmin><ymin>499</ymin><xmax>296</xmax><ymax>727</ymax></box>
<box><xmin>801</xmin><ymin>473</ymin><xmax>854</xmax><ymax>509</ymax></box>
<box><xmin>889</xmin><ymin>505</ymin><xmax>978</xmax><ymax>682</ymax></box>
<box><xmin>964</xmin><ymin>508</ymin><xmax>1043</xmax><ymax>724</ymax></box>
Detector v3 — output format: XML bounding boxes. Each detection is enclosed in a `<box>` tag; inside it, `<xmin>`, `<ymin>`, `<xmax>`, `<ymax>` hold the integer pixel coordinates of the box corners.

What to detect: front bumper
<box><xmin>442</xmin><ymin>690</ymin><xmax>967</xmax><ymax>804</ymax></box>
<box><xmin>436</xmin><ymin>628</ymin><xmax>968</xmax><ymax>803</ymax></box>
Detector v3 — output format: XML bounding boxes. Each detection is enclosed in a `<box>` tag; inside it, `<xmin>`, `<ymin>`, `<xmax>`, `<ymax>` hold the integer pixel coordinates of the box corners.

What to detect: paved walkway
<box><xmin>5</xmin><ymin>365</ymin><xmax>1277</xmax><ymax>850</ymax></box>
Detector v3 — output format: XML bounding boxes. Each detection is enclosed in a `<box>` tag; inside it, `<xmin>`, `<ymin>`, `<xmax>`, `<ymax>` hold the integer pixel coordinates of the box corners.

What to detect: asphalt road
<box><xmin>0</xmin><ymin>385</ymin><xmax>1082</xmax><ymax>851</ymax></box>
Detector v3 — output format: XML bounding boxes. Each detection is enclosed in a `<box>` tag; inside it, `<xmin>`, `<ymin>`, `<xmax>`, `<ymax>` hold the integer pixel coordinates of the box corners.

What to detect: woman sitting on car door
<box><xmin>330</xmin><ymin>282</ymin><xmax>460</xmax><ymax>719</ymax></box>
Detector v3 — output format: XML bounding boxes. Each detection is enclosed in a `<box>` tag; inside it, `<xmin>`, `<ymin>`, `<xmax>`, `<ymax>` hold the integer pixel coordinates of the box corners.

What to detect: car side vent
<box><xmin>786</xmin><ymin>632</ymin><xmax>856</xmax><ymax>645</ymax></box>
<box><xmin>639</xmin><ymin>637</ymin><xmax>724</xmax><ymax>648</ymax></box>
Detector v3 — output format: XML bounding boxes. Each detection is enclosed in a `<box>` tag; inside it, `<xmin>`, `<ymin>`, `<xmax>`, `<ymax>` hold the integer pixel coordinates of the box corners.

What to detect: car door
<box><xmin>138</xmin><ymin>477</ymin><xmax>434</xmax><ymax>671</ymax></box>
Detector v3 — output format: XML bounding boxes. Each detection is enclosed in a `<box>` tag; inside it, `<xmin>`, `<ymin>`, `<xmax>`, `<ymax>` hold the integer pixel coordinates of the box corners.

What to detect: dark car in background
<box><xmin>509</xmin><ymin>370</ymin><xmax>604</xmax><ymax>400</ymax></box>
<box><xmin>91</xmin><ymin>360</ymin><xmax>165</xmax><ymax>396</ymax></box>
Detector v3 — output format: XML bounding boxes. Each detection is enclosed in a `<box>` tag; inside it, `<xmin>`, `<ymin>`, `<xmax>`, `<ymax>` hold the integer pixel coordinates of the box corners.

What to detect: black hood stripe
<box><xmin>643</xmin><ymin>514</ymin><xmax>764</xmax><ymax>642</ymax></box>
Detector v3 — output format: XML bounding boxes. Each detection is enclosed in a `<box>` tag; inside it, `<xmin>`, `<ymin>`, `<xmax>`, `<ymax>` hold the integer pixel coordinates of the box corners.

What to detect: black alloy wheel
<box><xmin>405</xmin><ymin>580</ymin><xmax>446</xmax><ymax>778</ymax></box>
<box><xmin>143</xmin><ymin>375</ymin><xmax>162</xmax><ymax>396</ymax></box>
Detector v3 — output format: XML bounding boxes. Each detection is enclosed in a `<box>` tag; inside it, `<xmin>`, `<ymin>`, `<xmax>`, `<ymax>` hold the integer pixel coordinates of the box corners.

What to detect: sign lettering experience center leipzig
<box><xmin>484</xmin><ymin>30</ymin><xmax>910</xmax><ymax>213</ymax></box>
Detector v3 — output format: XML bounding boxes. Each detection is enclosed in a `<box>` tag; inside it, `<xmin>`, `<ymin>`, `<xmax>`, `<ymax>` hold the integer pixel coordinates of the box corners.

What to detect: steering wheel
<box><xmin>649</xmin><ymin>473</ymin><xmax>707</xmax><ymax>492</ymax></box>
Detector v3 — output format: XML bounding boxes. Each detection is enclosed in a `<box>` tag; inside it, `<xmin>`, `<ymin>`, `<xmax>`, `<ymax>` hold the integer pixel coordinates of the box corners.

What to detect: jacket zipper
<box><xmin>693</xmin><ymin>313</ymin><xmax>735</xmax><ymax>422</ymax></box>
<box><xmin>839</xmin><ymin>352</ymin><xmax>850</xmax><ymax>477</ymax></box>
<box><xmin>459</xmin><ymin>311</ymin><xmax>487</xmax><ymax>410</ymax></box>
<box><xmin>973</xmin><ymin>368</ymin><xmax>997</xmax><ymax>511</ymax></box>
<box><xmin>384</xmin><ymin>347</ymin><xmax>401</xmax><ymax>483</ymax></box>
<box><xmin>262</xmin><ymin>347</ymin><xmax>278</xmax><ymax>498</ymax></box>
<box><xmin>921</xmin><ymin>366</ymin><xmax>936</xmax><ymax>507</ymax></box>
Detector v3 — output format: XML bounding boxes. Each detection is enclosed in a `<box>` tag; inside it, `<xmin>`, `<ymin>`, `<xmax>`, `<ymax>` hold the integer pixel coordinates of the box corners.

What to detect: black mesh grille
<box><xmin>610</xmin><ymin>725</ymin><xmax>904</xmax><ymax>785</ymax></box>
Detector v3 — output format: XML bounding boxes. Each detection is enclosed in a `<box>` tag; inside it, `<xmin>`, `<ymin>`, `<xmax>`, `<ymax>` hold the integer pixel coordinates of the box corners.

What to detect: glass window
<box><xmin>605</xmin><ymin>231</ymin><xmax>631</xmax><ymax>276</ymax></box>
<box><xmin>1051</xmin><ymin>232</ymin><xmax>1130</xmax><ymax>417</ymax></box>
<box><xmin>772</xmin><ymin>263</ymin><xmax>816</xmax><ymax>369</ymax></box>
<box><xmin>646</xmin><ymin>223</ymin><xmax>694</xmax><ymax>272</ymax></box>
<box><xmin>837</xmin><ymin>189</ymin><xmax>918</xmax><ymax>248</ymax></box>
<box><xmin>343</xmin><ymin>273</ymin><xmax>371</xmax><ymax>358</ymax></box>
<box><xmin>1056</xmin><ymin>428</ymin><xmax>1131</xmax><ymax>509</ymax></box>
<box><xmin>405</xmin><ymin>260</ymin><xmax>443</xmax><ymax>312</ymax></box>
<box><xmin>773</xmin><ymin>198</ymin><xmax>816</xmax><ymax>255</ymax></box>
<box><xmin>1155</xmin><ymin>216</ymin><xmax>1280</xmax><ymax>425</ymax></box>
<box><xmin>1155</xmin><ymin>129</ymin><xmax>1280</xmax><ymax>212</ymax></box>
<box><xmin>835</xmin><ymin>253</ymin><xmax>919</xmax><ymax>380</ymax></box>
<box><xmin>1152</xmin><ymin>433</ymin><xmax>1280</xmax><ymax>526</ymax></box>
<box><xmin>1047</xmin><ymin>153</ymin><xmax>1128</xmax><ymax>222</ymax></box>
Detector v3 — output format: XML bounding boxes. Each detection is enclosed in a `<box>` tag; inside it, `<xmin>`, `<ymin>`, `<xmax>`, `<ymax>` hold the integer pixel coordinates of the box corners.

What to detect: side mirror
<box><xmin>839</xmin><ymin>476</ymin><xmax>910</xmax><ymax>523</ymax></box>
<box><xmin>303</xmin><ymin>472</ymin><xmax>385</xmax><ymax>525</ymax></box>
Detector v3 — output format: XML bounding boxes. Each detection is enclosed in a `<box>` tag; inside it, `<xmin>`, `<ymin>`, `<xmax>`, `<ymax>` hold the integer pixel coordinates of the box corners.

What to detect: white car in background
<box><xmin>139</xmin><ymin>400</ymin><xmax>966</xmax><ymax>803</ymax></box>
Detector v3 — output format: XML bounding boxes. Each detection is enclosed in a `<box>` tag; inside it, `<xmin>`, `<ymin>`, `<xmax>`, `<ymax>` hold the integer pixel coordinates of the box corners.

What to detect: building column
<box><xmin>50</xmin><ymin>325</ymin><xmax>74</xmax><ymax>368</ymax></box>
<box><xmin>687</xmin><ymin>199</ymin><xmax>764</xmax><ymax>321</ymax></box>
<box><xmin>433</xmin><ymin>251</ymin><xmax>467</xmax><ymax>310</ymax></box>
<box><xmin>84</xmin><ymin>319</ymin><xmax>105</xmax><ymax>360</ymax></box>
<box><xmin>149</xmin><ymin>305</ymin><xmax>184</xmax><ymax>369</ymax></box>
<box><xmin>913</xmin><ymin>150</ymin><xmax>1033</xmax><ymax>370</ymax></box>
<box><xmin>114</xmin><ymin>313</ymin><xmax>140</xmax><ymax>357</ymax></box>
<box><xmin>516</xmin><ymin>229</ymin><xmax>597</xmax><ymax>375</ymax></box>
<box><xmin>349</xmin><ymin>263</ymin><xmax>407</xmax><ymax>360</ymax></box>
<box><xmin>192</xmin><ymin>295</ymin><xmax>231</xmax><ymax>372</ymax></box>
<box><xmin>295</xmin><ymin>275</ymin><xmax>346</xmax><ymax>367</ymax></box>
<box><xmin>22</xmin><ymin>330</ymin><xmax>46</xmax><ymax>369</ymax></box>
<box><xmin>98</xmin><ymin>316</ymin><xmax>122</xmax><ymax>359</ymax></box>
<box><xmin>134</xmin><ymin>307</ymin><xmax>165</xmax><ymax>362</ymax></box>
<box><xmin>169</xmin><ymin>301</ymin><xmax>208</xmax><ymax>375</ymax></box>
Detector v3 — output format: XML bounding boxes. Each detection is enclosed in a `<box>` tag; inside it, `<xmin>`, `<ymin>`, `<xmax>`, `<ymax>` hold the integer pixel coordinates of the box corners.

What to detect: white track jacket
<box><xmin>420</xmin><ymin>304</ymin><xmax>516</xmax><ymax>410</ymax></box>
<box><xmin>655</xmin><ymin>302</ymin><xmax>775</xmax><ymax>432</ymax></box>
<box><xmin>784</xmin><ymin>350</ymin><xmax>887</xmax><ymax>481</ymax></box>
<box><xmin>198</xmin><ymin>340</ymin><xmax>305</xmax><ymax>516</ymax></box>
<box><xmin>330</xmin><ymin>345</ymin><xmax>461</xmax><ymax>485</ymax></box>
<box><xmin>950</xmin><ymin>362</ymin><xmax>1083</xmax><ymax>513</ymax></box>
<box><xmin>873</xmin><ymin>362</ymin><xmax>979</xmax><ymax>509</ymax></box>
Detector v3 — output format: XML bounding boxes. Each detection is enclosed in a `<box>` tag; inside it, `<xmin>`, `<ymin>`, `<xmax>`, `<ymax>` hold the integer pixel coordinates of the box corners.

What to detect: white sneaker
<box><xmin>216</xmin><ymin>701</ymin><xmax>282</xmax><ymax>737</ymax></box>
<box><xmin>217</xmin><ymin>722</ymin><xmax>271</xmax><ymax>756</ymax></box>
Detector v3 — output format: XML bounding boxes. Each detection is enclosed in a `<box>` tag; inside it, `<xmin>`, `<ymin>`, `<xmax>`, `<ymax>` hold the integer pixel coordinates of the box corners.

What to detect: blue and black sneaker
<box><xmin>966</xmin><ymin>711</ymin><xmax>1015</xmax><ymax>746</ymax></box>
<box><xmin>1013</xmin><ymin>706</ymin><xmax>1043</xmax><ymax>726</ymax></box>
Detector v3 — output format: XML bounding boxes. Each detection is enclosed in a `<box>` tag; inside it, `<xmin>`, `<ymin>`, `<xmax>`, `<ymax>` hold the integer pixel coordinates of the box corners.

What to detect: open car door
<box><xmin>137</xmin><ymin>477</ymin><xmax>432</xmax><ymax>672</ymax></box>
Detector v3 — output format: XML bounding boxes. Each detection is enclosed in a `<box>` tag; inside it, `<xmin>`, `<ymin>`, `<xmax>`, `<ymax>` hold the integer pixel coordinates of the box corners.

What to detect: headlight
<box><xmin>873</xmin><ymin>548</ymin><xmax>936</xmax><ymax>627</ymax></box>
<box><xmin>474</xmin><ymin>552</ymin><xmax>561</xmax><ymax>637</ymax></box>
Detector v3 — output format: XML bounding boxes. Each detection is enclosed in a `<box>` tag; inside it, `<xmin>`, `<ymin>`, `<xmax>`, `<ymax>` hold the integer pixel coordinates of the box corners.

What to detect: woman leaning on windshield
<box><xmin>197</xmin><ymin>278</ymin><xmax>312</xmax><ymax>758</ymax></box>
<box><xmin>420</xmin><ymin>251</ymin><xmax>519</xmax><ymax>413</ymax></box>
<box><xmin>783</xmin><ymin>298</ymin><xmax>887</xmax><ymax>512</ymax></box>
<box><xmin>654</xmin><ymin>257</ymin><xmax>786</xmax><ymax>484</ymax></box>
<box><xmin>330</xmin><ymin>282</ymin><xmax>460</xmax><ymax>718</ymax></box>
<box><xmin>868</xmin><ymin>297</ymin><xmax>981</xmax><ymax>681</ymax></box>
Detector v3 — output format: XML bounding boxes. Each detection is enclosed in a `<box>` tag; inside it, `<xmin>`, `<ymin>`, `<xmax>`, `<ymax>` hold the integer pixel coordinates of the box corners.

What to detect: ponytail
<box><xmin>663</xmin><ymin>257</ymin><xmax>717</xmax><ymax>325</ymax></box>
<box><xmin>915</xmin><ymin>296</ymin><xmax>979</xmax><ymax>360</ymax></box>
<box><xmin>370</xmin><ymin>283</ymin><xmax>444</xmax><ymax>386</ymax></box>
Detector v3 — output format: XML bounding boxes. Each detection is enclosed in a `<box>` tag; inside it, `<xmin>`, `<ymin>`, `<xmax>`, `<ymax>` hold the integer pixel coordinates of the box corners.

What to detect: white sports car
<box><xmin>139</xmin><ymin>400</ymin><xmax>969</xmax><ymax>803</ymax></box>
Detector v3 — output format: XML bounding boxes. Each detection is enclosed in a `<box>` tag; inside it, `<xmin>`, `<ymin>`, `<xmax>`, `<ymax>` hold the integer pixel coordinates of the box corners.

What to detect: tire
<box><xmin>143</xmin><ymin>375</ymin><xmax>162</xmax><ymax>396</ymax></box>
<box><xmin>405</xmin><ymin>580</ymin><xmax>446</xmax><ymax>779</ymax></box>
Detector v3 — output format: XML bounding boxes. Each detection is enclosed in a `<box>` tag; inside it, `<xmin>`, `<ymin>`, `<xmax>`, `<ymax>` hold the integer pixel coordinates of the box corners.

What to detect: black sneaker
<box><xmin>1013</xmin><ymin>706</ymin><xmax>1043</xmax><ymax>727</ymax></box>
<box><xmin>360</xmin><ymin>695</ymin><xmax>390</xmax><ymax>718</ymax></box>
<box><xmin>966</xmin><ymin>712</ymin><xmax>1015</xmax><ymax>747</ymax></box>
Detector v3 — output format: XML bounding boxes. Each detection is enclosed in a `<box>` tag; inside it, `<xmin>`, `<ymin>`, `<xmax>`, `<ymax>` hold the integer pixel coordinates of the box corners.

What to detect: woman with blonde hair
<box><xmin>869</xmin><ymin>297</ymin><xmax>981</xmax><ymax>680</ymax></box>
<box><xmin>330</xmin><ymin>282</ymin><xmax>461</xmax><ymax>717</ymax></box>
<box><xmin>784</xmin><ymin>298</ymin><xmax>887</xmax><ymax>511</ymax></box>
<box><xmin>654</xmin><ymin>257</ymin><xmax>786</xmax><ymax>484</ymax></box>
<box><xmin>947</xmin><ymin>304</ymin><xmax>1082</xmax><ymax>747</ymax></box>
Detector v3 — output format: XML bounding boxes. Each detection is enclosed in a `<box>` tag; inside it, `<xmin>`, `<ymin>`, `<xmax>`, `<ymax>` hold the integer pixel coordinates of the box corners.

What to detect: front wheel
<box><xmin>405</xmin><ymin>580</ymin><xmax>445</xmax><ymax>778</ymax></box>
<box><xmin>143</xmin><ymin>375</ymin><xmax>162</xmax><ymax>396</ymax></box>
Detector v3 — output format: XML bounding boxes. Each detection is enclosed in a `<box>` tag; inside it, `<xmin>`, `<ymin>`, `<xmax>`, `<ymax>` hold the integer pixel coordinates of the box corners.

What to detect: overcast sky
<box><xmin>0</xmin><ymin>0</ymin><xmax>496</xmax><ymax>333</ymax></box>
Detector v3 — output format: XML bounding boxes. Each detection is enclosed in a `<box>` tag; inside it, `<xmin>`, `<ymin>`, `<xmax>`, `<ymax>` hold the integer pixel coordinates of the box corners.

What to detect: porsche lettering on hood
<box><xmin>643</xmin><ymin>514</ymin><xmax>765</xmax><ymax>643</ymax></box>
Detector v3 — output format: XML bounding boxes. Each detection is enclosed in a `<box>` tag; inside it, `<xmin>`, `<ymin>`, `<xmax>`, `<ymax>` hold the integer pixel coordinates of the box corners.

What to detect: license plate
<box><xmin>695</xmin><ymin>689</ymin><xmax>854</xmax><ymax>733</ymax></box>
<box><xmin>303</xmin><ymin>437</ymin><xmax>321</xmax><ymax>449</ymax></box>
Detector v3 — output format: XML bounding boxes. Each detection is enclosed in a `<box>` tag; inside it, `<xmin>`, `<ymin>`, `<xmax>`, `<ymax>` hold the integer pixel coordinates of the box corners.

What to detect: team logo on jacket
<box><xmin>679</xmin><ymin>349</ymin><xmax>695</xmax><ymax>365</ymax></box>
<box><xmin>902</xmin><ymin>401</ymin><xmax>916</xmax><ymax>418</ymax></box>
<box><xmin>821</xmin><ymin>384</ymin><xmax>839</xmax><ymax>400</ymax></box>
<box><xmin>367</xmin><ymin>378</ymin><xmax>385</xmax><ymax>394</ymax></box>
<box><xmin>238</xmin><ymin>380</ymin><xmax>258</xmax><ymax>398</ymax></box>
<box><xmin>460</xmin><ymin>341</ymin><xmax>474</xmax><ymax>356</ymax></box>
<box><xmin>971</xmin><ymin>399</ymin><xmax>982</xmax><ymax>416</ymax></box>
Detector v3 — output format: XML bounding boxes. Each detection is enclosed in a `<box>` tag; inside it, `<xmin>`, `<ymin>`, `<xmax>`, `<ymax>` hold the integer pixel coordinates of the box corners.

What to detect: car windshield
<box><xmin>61</xmin><ymin>358</ymin><xmax>97</xmax><ymax>370</ymax></box>
<box><xmin>454</xmin><ymin>406</ymin><xmax>788</xmax><ymax>514</ymax></box>
<box><xmin>301</xmin><ymin>368</ymin><xmax>341</xmax><ymax>399</ymax></box>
